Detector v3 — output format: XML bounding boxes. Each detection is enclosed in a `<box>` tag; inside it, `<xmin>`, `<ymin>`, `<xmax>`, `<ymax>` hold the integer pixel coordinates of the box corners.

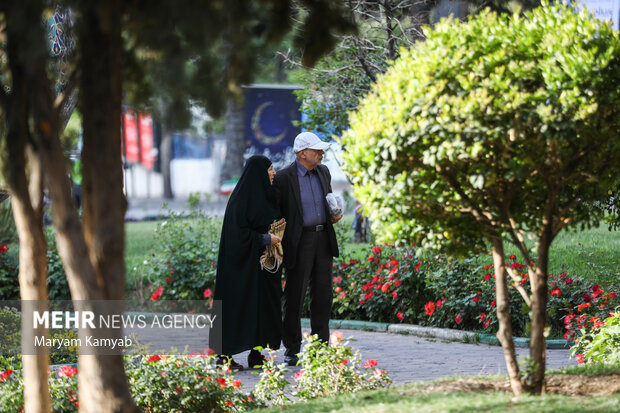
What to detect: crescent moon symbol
<box><xmin>251</xmin><ymin>101</ymin><xmax>288</xmax><ymax>146</ymax></box>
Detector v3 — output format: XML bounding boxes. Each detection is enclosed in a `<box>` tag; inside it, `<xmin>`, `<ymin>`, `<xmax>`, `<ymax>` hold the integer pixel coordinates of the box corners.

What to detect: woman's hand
<box><xmin>270</xmin><ymin>235</ymin><xmax>282</xmax><ymax>245</ymax></box>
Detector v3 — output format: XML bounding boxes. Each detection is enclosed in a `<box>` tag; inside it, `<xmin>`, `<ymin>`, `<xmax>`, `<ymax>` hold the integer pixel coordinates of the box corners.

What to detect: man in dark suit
<box><xmin>274</xmin><ymin>132</ymin><xmax>342</xmax><ymax>366</ymax></box>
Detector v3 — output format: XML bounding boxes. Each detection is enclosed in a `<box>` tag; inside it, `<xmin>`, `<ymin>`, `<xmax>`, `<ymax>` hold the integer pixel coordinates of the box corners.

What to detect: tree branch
<box><xmin>506</xmin><ymin>216</ymin><xmax>532</xmax><ymax>263</ymax></box>
<box><xmin>506</xmin><ymin>265</ymin><xmax>532</xmax><ymax>307</ymax></box>
<box><xmin>53</xmin><ymin>66</ymin><xmax>79</xmax><ymax>117</ymax></box>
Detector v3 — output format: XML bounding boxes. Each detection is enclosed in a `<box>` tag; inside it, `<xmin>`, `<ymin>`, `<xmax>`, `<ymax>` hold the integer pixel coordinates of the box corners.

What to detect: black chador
<box><xmin>211</xmin><ymin>156</ymin><xmax>282</xmax><ymax>356</ymax></box>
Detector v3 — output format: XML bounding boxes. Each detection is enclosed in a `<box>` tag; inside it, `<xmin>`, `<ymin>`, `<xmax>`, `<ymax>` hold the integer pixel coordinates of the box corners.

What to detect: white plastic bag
<box><xmin>326</xmin><ymin>193</ymin><xmax>344</xmax><ymax>217</ymax></box>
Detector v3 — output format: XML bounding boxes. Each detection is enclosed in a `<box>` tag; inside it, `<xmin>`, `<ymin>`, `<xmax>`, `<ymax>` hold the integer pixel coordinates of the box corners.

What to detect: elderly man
<box><xmin>274</xmin><ymin>132</ymin><xmax>342</xmax><ymax>366</ymax></box>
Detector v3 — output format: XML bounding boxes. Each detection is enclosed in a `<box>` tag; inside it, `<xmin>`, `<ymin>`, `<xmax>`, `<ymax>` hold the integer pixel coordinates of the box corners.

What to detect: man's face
<box><xmin>301</xmin><ymin>148</ymin><xmax>324</xmax><ymax>169</ymax></box>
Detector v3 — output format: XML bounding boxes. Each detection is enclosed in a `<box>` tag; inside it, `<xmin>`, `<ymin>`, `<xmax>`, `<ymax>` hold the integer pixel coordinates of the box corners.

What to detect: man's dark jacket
<box><xmin>274</xmin><ymin>161</ymin><xmax>339</xmax><ymax>270</ymax></box>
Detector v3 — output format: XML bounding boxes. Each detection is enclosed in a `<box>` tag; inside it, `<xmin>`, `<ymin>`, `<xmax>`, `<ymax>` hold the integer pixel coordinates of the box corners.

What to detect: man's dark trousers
<box><xmin>282</xmin><ymin>229</ymin><xmax>333</xmax><ymax>356</ymax></box>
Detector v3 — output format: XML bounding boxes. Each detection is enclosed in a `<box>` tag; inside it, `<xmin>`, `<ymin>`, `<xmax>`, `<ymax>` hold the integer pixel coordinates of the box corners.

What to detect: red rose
<box><xmin>397</xmin><ymin>312</ymin><xmax>404</xmax><ymax>321</ymax></box>
<box><xmin>147</xmin><ymin>355</ymin><xmax>162</xmax><ymax>363</ymax></box>
<box><xmin>58</xmin><ymin>365</ymin><xmax>78</xmax><ymax>378</ymax></box>
<box><xmin>0</xmin><ymin>369</ymin><xmax>13</xmax><ymax>382</ymax></box>
<box><xmin>424</xmin><ymin>301</ymin><xmax>436</xmax><ymax>316</ymax></box>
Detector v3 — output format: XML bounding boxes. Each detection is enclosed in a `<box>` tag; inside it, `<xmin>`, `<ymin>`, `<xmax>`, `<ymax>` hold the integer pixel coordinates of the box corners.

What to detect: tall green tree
<box><xmin>294</xmin><ymin>0</ymin><xmax>542</xmax><ymax>138</ymax></box>
<box><xmin>0</xmin><ymin>1</ymin><xmax>353</xmax><ymax>411</ymax></box>
<box><xmin>342</xmin><ymin>2</ymin><xmax>619</xmax><ymax>395</ymax></box>
<box><xmin>292</xmin><ymin>0</ymin><xmax>428</xmax><ymax>137</ymax></box>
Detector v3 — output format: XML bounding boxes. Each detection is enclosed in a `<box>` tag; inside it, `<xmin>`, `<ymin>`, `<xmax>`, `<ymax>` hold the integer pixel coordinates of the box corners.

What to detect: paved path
<box><xmin>123</xmin><ymin>200</ymin><xmax>577</xmax><ymax>390</ymax></box>
<box><xmin>132</xmin><ymin>326</ymin><xmax>576</xmax><ymax>392</ymax></box>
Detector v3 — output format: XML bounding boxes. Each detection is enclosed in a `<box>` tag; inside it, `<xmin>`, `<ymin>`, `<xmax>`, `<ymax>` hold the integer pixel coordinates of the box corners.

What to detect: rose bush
<box><xmin>127</xmin><ymin>353</ymin><xmax>260</xmax><ymax>412</ymax></box>
<box><xmin>254</xmin><ymin>331</ymin><xmax>391</xmax><ymax>406</ymax></box>
<box><xmin>1</xmin><ymin>353</ymin><xmax>261</xmax><ymax>412</ymax></box>
<box><xmin>565</xmin><ymin>286</ymin><xmax>619</xmax><ymax>364</ymax></box>
<box><xmin>331</xmin><ymin>244</ymin><xmax>618</xmax><ymax>339</ymax></box>
<box><xmin>142</xmin><ymin>211</ymin><xmax>220</xmax><ymax>302</ymax></box>
<box><xmin>293</xmin><ymin>332</ymin><xmax>391</xmax><ymax>400</ymax></box>
<box><xmin>331</xmin><ymin>244</ymin><xmax>427</xmax><ymax>323</ymax></box>
<box><xmin>577</xmin><ymin>311</ymin><xmax>620</xmax><ymax>365</ymax></box>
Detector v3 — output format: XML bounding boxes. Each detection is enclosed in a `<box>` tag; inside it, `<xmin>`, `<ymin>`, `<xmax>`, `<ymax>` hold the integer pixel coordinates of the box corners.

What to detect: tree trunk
<box><xmin>6</xmin><ymin>105</ymin><xmax>52</xmax><ymax>413</ymax></box>
<box><xmin>529</xmin><ymin>238</ymin><xmax>550</xmax><ymax>394</ymax></box>
<box><xmin>491</xmin><ymin>238</ymin><xmax>524</xmax><ymax>396</ymax></box>
<box><xmin>220</xmin><ymin>96</ymin><xmax>246</xmax><ymax>182</ymax></box>
<box><xmin>77</xmin><ymin>1</ymin><xmax>139</xmax><ymax>411</ymax></box>
<box><xmin>382</xmin><ymin>0</ymin><xmax>398</xmax><ymax>60</ymax></box>
<box><xmin>160</xmin><ymin>122</ymin><xmax>174</xmax><ymax>199</ymax></box>
<box><xmin>5</xmin><ymin>4</ymin><xmax>52</xmax><ymax>411</ymax></box>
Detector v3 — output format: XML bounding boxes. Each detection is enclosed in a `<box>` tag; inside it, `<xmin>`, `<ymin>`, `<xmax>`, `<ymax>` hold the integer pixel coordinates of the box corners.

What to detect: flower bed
<box><xmin>330</xmin><ymin>244</ymin><xmax>619</xmax><ymax>340</ymax></box>
<box><xmin>0</xmin><ymin>332</ymin><xmax>390</xmax><ymax>412</ymax></box>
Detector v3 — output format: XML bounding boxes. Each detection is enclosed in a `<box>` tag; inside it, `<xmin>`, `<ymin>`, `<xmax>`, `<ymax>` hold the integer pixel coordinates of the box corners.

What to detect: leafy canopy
<box><xmin>341</xmin><ymin>1</ymin><xmax>620</xmax><ymax>256</ymax></box>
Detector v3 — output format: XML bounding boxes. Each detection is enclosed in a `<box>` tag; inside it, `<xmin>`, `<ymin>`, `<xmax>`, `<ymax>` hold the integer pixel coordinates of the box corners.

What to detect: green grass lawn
<box><xmin>253</xmin><ymin>388</ymin><xmax>619</xmax><ymax>413</ymax></box>
<box><xmin>548</xmin><ymin>226</ymin><xmax>620</xmax><ymax>287</ymax></box>
<box><xmin>125</xmin><ymin>220</ymin><xmax>161</xmax><ymax>287</ymax></box>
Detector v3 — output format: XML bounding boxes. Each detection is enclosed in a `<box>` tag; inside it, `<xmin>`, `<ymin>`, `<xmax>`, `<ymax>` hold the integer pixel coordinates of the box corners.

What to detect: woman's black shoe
<box><xmin>247</xmin><ymin>350</ymin><xmax>267</xmax><ymax>369</ymax></box>
<box><xmin>216</xmin><ymin>356</ymin><xmax>244</xmax><ymax>371</ymax></box>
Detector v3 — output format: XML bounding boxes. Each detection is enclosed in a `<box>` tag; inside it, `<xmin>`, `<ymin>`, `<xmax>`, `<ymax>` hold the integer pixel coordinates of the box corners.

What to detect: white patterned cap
<box><xmin>293</xmin><ymin>132</ymin><xmax>330</xmax><ymax>153</ymax></box>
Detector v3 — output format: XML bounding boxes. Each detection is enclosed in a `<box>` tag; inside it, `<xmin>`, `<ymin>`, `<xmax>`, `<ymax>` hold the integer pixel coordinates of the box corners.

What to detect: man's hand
<box><xmin>331</xmin><ymin>214</ymin><xmax>343</xmax><ymax>224</ymax></box>
<box><xmin>270</xmin><ymin>235</ymin><xmax>282</xmax><ymax>245</ymax></box>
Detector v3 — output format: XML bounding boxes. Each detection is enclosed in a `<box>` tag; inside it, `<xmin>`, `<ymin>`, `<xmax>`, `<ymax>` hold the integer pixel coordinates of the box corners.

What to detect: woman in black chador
<box><xmin>211</xmin><ymin>156</ymin><xmax>282</xmax><ymax>370</ymax></box>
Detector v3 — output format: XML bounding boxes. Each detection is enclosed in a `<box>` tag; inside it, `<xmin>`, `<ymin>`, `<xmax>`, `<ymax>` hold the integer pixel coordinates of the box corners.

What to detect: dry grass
<box><xmin>403</xmin><ymin>374</ymin><xmax>620</xmax><ymax>397</ymax></box>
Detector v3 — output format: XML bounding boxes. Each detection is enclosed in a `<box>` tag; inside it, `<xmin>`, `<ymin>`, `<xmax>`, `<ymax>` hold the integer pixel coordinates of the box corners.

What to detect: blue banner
<box><xmin>244</xmin><ymin>85</ymin><xmax>301</xmax><ymax>154</ymax></box>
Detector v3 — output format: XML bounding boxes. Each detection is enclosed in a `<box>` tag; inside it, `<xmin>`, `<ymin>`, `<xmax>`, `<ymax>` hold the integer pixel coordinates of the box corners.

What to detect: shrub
<box><xmin>254</xmin><ymin>332</ymin><xmax>391</xmax><ymax>406</ymax></box>
<box><xmin>331</xmin><ymin>244</ymin><xmax>427</xmax><ymax>323</ymax></box>
<box><xmin>127</xmin><ymin>353</ymin><xmax>259</xmax><ymax>412</ymax></box>
<box><xmin>579</xmin><ymin>311</ymin><xmax>620</xmax><ymax>364</ymax></box>
<box><xmin>293</xmin><ymin>332</ymin><xmax>390</xmax><ymax>400</ymax></box>
<box><xmin>0</xmin><ymin>307</ymin><xmax>20</xmax><ymax>358</ymax></box>
<box><xmin>253</xmin><ymin>348</ymin><xmax>291</xmax><ymax>406</ymax></box>
<box><xmin>0</xmin><ymin>306</ymin><xmax>78</xmax><ymax>369</ymax></box>
<box><xmin>1</xmin><ymin>353</ymin><xmax>260</xmax><ymax>412</ymax></box>
<box><xmin>0</xmin><ymin>199</ymin><xmax>18</xmax><ymax>245</ymax></box>
<box><xmin>0</xmin><ymin>244</ymin><xmax>19</xmax><ymax>301</ymax></box>
<box><xmin>142</xmin><ymin>210</ymin><xmax>220</xmax><ymax>302</ymax></box>
<box><xmin>0</xmin><ymin>233</ymin><xmax>72</xmax><ymax>301</ymax></box>
<box><xmin>331</xmin><ymin>244</ymin><xmax>617</xmax><ymax>339</ymax></box>
<box><xmin>567</xmin><ymin>285</ymin><xmax>620</xmax><ymax>363</ymax></box>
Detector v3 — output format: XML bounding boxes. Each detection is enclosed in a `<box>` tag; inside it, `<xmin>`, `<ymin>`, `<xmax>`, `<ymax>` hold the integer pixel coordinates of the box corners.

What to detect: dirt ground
<box><xmin>405</xmin><ymin>374</ymin><xmax>620</xmax><ymax>397</ymax></box>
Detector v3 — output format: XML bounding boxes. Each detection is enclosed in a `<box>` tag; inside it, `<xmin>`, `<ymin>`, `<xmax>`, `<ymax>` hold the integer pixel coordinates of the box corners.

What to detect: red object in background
<box><xmin>123</xmin><ymin>111</ymin><xmax>140</xmax><ymax>164</ymax></box>
<box><xmin>139</xmin><ymin>113</ymin><xmax>155</xmax><ymax>170</ymax></box>
<box><xmin>122</xmin><ymin>109</ymin><xmax>157</xmax><ymax>171</ymax></box>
